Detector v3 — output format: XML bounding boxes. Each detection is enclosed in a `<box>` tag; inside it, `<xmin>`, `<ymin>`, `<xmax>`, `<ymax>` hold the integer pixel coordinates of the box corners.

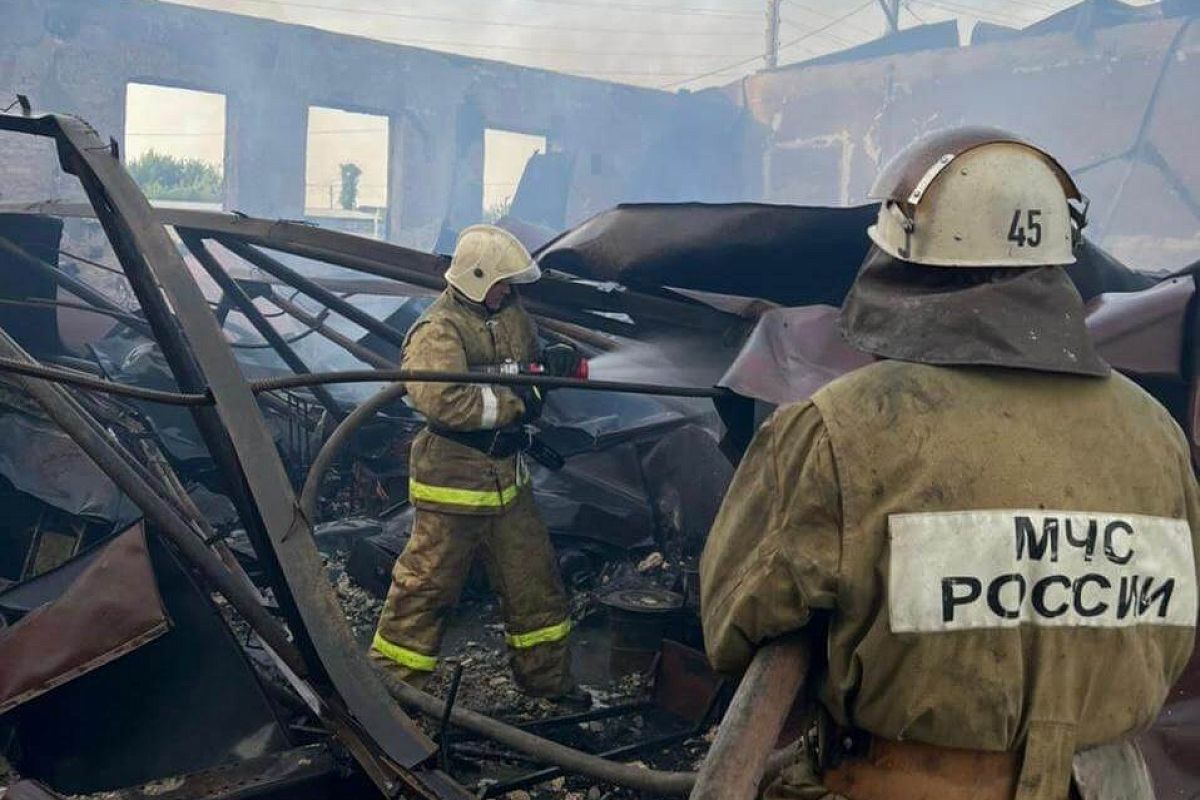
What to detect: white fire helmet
<box><xmin>444</xmin><ymin>224</ymin><xmax>542</xmax><ymax>303</ymax></box>
<box><xmin>867</xmin><ymin>128</ymin><xmax>1089</xmax><ymax>267</ymax></box>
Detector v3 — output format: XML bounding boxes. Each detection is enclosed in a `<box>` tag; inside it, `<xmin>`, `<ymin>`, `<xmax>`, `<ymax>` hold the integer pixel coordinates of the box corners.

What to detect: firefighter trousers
<box><xmin>370</xmin><ymin>489</ymin><xmax>572</xmax><ymax>696</ymax></box>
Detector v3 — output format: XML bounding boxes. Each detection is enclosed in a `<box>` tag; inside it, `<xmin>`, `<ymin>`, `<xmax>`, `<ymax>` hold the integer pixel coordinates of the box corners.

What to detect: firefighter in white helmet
<box><xmin>701</xmin><ymin>128</ymin><xmax>1199</xmax><ymax>800</ymax></box>
<box><xmin>371</xmin><ymin>224</ymin><xmax>586</xmax><ymax>703</ymax></box>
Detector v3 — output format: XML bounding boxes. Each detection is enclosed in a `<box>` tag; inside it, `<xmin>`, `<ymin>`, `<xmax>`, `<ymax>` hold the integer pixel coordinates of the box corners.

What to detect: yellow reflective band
<box><xmin>408</xmin><ymin>478</ymin><xmax>521</xmax><ymax>508</ymax></box>
<box><xmin>371</xmin><ymin>632</ymin><xmax>437</xmax><ymax>672</ymax></box>
<box><xmin>505</xmin><ymin>619</ymin><xmax>572</xmax><ymax>650</ymax></box>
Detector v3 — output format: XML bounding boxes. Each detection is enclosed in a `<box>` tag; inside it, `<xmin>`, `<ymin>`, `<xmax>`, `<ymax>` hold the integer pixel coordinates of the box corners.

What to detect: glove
<box><xmin>515</xmin><ymin>385</ymin><xmax>544</xmax><ymax>423</ymax></box>
<box><xmin>540</xmin><ymin>343</ymin><xmax>582</xmax><ymax>378</ymax></box>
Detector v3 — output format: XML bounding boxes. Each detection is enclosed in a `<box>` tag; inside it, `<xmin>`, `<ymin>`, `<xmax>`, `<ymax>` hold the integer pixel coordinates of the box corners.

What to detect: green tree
<box><xmin>339</xmin><ymin>162</ymin><xmax>362</xmax><ymax>210</ymax></box>
<box><xmin>127</xmin><ymin>150</ymin><xmax>223</xmax><ymax>202</ymax></box>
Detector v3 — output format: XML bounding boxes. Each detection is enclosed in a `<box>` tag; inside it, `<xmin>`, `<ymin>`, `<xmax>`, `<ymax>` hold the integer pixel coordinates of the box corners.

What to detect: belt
<box><xmin>821</xmin><ymin>736</ymin><xmax>1019</xmax><ymax>800</ymax></box>
<box><xmin>427</xmin><ymin>425</ymin><xmax>564</xmax><ymax>470</ymax></box>
<box><xmin>428</xmin><ymin>425</ymin><xmax>524</xmax><ymax>458</ymax></box>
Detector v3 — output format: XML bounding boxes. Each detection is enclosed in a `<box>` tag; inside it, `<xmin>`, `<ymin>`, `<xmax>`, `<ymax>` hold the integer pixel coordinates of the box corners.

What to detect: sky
<box><xmin>127</xmin><ymin>0</ymin><xmax>1153</xmax><ymax>213</ymax></box>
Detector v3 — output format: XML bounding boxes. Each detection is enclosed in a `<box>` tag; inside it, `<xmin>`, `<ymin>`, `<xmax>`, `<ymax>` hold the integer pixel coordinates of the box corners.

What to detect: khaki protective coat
<box><xmin>371</xmin><ymin>288</ymin><xmax>572</xmax><ymax>696</ymax></box>
<box><xmin>404</xmin><ymin>289</ymin><xmax>536</xmax><ymax>514</ymax></box>
<box><xmin>701</xmin><ymin>361</ymin><xmax>1200</xmax><ymax>800</ymax></box>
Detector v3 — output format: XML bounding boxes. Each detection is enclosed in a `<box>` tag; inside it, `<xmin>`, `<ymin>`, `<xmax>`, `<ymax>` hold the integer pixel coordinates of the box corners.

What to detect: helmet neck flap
<box><xmin>840</xmin><ymin>246</ymin><xmax>1109</xmax><ymax>377</ymax></box>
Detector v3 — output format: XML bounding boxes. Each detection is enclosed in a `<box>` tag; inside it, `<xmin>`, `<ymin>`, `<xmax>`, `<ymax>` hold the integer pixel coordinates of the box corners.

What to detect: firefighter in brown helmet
<box><xmin>371</xmin><ymin>224</ymin><xmax>587</xmax><ymax>704</ymax></box>
<box><xmin>700</xmin><ymin>129</ymin><xmax>1199</xmax><ymax>800</ymax></box>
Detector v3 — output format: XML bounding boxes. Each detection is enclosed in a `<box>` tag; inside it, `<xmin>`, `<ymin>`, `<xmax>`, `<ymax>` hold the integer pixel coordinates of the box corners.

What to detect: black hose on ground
<box><xmin>299</xmin><ymin>380</ymin><xmax>408</xmax><ymax>522</ymax></box>
<box><xmin>376</xmin><ymin>669</ymin><xmax>800</xmax><ymax>797</ymax></box>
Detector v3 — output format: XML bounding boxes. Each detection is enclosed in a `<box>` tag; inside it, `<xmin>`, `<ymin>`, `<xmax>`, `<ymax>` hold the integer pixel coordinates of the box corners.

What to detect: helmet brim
<box><xmin>503</xmin><ymin>261</ymin><xmax>542</xmax><ymax>285</ymax></box>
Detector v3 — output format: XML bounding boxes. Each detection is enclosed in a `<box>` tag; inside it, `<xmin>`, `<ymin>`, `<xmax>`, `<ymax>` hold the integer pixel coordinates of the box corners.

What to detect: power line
<box><xmin>374</xmin><ymin>36</ymin><xmax>756</xmax><ymax>58</ymax></box>
<box><xmin>911</xmin><ymin>0</ymin><xmax>1031</xmax><ymax>26</ymax></box>
<box><xmin>224</xmin><ymin>0</ymin><xmax>763</xmax><ymax>28</ymax></box>
<box><xmin>128</xmin><ymin>128</ymin><xmax>387</xmax><ymax>137</ymax></box>
<box><xmin>903</xmin><ymin>1</ymin><xmax>928</xmax><ymax>24</ymax></box>
<box><xmin>777</xmin><ymin>0</ymin><xmax>877</xmax><ymax>53</ymax></box>
<box><xmin>783</xmin><ymin>0</ymin><xmax>877</xmax><ymax>35</ymax></box>
<box><xmin>502</xmin><ymin>0</ymin><xmax>762</xmax><ymax>19</ymax></box>
<box><xmin>781</xmin><ymin>17</ymin><xmax>854</xmax><ymax>47</ymax></box>
<box><xmin>661</xmin><ymin>0</ymin><xmax>877</xmax><ymax>89</ymax></box>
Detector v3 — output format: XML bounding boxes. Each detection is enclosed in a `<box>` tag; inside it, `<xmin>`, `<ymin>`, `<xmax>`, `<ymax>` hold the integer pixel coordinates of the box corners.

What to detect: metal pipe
<box><xmin>378</xmin><ymin>671</ymin><xmax>694</xmax><ymax>796</ymax></box>
<box><xmin>0</xmin><ymin>327</ymin><xmax>308</xmax><ymax>676</ymax></box>
<box><xmin>0</xmin><ymin>296</ymin><xmax>144</xmax><ymax>329</ymax></box>
<box><xmin>378</xmin><ymin>670</ymin><xmax>801</xmax><ymax>797</ymax></box>
<box><xmin>691</xmin><ymin>637</ymin><xmax>810</xmax><ymax>800</ymax></box>
<box><xmin>184</xmin><ymin>234</ymin><xmax>343</xmax><ymax>419</ymax></box>
<box><xmin>73</xmin><ymin>164</ymin><xmax>328</xmax><ymax>674</ymax></box>
<box><xmin>267</xmin><ymin>289</ymin><xmax>398</xmax><ymax>369</ymax></box>
<box><xmin>218</xmin><ymin>237</ymin><xmax>408</xmax><ymax>349</ymax></box>
<box><xmin>481</xmin><ymin>729</ymin><xmax>698</xmax><ymax>798</ymax></box>
<box><xmin>0</xmin><ymin>235</ymin><xmax>153</xmax><ymax>338</ymax></box>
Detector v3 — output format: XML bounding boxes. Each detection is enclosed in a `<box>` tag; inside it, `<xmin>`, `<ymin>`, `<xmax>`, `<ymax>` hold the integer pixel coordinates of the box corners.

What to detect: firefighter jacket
<box><xmin>701</xmin><ymin>361</ymin><xmax>1200</xmax><ymax>800</ymax></box>
<box><xmin>403</xmin><ymin>289</ymin><xmax>538</xmax><ymax>515</ymax></box>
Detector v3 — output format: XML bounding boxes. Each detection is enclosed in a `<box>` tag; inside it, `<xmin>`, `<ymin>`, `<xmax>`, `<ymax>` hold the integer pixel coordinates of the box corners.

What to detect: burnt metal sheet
<box><xmin>0</xmin><ymin>213</ymin><xmax>66</xmax><ymax>358</ymax></box>
<box><xmin>1087</xmin><ymin>276</ymin><xmax>1194</xmax><ymax>377</ymax></box>
<box><xmin>109</xmin><ymin>744</ymin><xmax>340</xmax><ymax>800</ymax></box>
<box><xmin>639</xmin><ymin>424</ymin><xmax>735</xmax><ymax>557</ymax></box>
<box><xmin>533</xmin><ymin>443</ymin><xmax>657</xmax><ymax>551</ymax></box>
<box><xmin>0</xmin><ymin>412</ymin><xmax>138</xmax><ymax>523</ymax></box>
<box><xmin>1138</xmin><ymin>642</ymin><xmax>1200</xmax><ymax>799</ymax></box>
<box><xmin>535</xmin><ymin>202</ymin><xmax>877</xmax><ymax>307</ymax></box>
<box><xmin>717</xmin><ymin>305</ymin><xmax>873</xmax><ymax>406</ymax></box>
<box><xmin>3</xmin><ymin>781</ymin><xmax>67</xmax><ymax>800</ymax></box>
<box><xmin>0</xmin><ymin>524</ymin><xmax>167</xmax><ymax>714</ymax></box>
<box><xmin>9</xmin><ymin>529</ymin><xmax>292</xmax><ymax>793</ymax></box>
<box><xmin>721</xmin><ymin>275</ymin><xmax>1190</xmax><ymax>409</ymax></box>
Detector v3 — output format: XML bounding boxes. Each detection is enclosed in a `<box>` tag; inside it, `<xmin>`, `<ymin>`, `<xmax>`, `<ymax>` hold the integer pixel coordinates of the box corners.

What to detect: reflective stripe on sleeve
<box><xmin>371</xmin><ymin>631</ymin><xmax>437</xmax><ymax>671</ymax></box>
<box><xmin>505</xmin><ymin>619</ymin><xmax>572</xmax><ymax>649</ymax></box>
<box><xmin>408</xmin><ymin>478</ymin><xmax>522</xmax><ymax>508</ymax></box>
<box><xmin>479</xmin><ymin>385</ymin><xmax>499</xmax><ymax>429</ymax></box>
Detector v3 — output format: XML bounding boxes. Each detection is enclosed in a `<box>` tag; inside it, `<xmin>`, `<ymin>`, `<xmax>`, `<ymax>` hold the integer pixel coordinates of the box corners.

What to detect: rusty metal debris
<box><xmin>0</xmin><ymin>104</ymin><xmax>1197</xmax><ymax>800</ymax></box>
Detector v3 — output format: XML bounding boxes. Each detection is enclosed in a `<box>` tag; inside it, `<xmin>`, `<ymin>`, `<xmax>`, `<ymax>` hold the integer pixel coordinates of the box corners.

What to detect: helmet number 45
<box><xmin>1007</xmin><ymin>209</ymin><xmax>1043</xmax><ymax>247</ymax></box>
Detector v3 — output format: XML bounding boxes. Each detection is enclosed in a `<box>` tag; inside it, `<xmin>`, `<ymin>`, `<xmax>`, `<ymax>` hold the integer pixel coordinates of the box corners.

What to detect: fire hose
<box><xmin>377</xmin><ymin>669</ymin><xmax>803</xmax><ymax>798</ymax></box>
<box><xmin>0</xmin><ymin>356</ymin><xmax>730</xmax><ymax>406</ymax></box>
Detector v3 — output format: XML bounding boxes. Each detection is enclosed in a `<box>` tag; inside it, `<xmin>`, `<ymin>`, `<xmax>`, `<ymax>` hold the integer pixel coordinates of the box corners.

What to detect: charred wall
<box><xmin>0</xmin><ymin>0</ymin><xmax>751</xmax><ymax>249</ymax></box>
<box><xmin>732</xmin><ymin>13</ymin><xmax>1200</xmax><ymax>271</ymax></box>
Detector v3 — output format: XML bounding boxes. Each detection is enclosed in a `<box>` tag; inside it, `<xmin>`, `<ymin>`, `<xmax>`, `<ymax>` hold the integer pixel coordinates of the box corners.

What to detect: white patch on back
<box><xmin>888</xmin><ymin>509</ymin><xmax>1197</xmax><ymax>633</ymax></box>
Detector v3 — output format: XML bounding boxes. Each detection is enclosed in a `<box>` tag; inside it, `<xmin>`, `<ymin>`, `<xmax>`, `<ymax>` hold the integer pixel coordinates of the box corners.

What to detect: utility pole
<box><xmin>765</xmin><ymin>0</ymin><xmax>781</xmax><ymax>69</ymax></box>
<box><xmin>877</xmin><ymin>0</ymin><xmax>900</xmax><ymax>34</ymax></box>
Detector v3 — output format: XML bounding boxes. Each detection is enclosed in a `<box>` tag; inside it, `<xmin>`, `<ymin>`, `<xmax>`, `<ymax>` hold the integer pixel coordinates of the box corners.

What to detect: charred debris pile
<box><xmin>0</xmin><ymin>111</ymin><xmax>1195</xmax><ymax>800</ymax></box>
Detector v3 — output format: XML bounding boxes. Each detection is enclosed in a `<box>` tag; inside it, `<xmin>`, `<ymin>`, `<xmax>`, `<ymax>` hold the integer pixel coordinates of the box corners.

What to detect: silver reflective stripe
<box><xmin>888</xmin><ymin>509</ymin><xmax>1197</xmax><ymax>633</ymax></box>
<box><xmin>479</xmin><ymin>384</ymin><xmax>498</xmax><ymax>429</ymax></box>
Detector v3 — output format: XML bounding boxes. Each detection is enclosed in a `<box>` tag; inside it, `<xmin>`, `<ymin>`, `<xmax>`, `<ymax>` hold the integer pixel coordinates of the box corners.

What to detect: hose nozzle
<box><xmin>481</xmin><ymin>359</ymin><xmax>589</xmax><ymax>380</ymax></box>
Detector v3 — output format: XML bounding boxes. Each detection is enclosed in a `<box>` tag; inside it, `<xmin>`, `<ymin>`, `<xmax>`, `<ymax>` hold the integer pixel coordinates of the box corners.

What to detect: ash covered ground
<box><xmin>326</xmin><ymin>547</ymin><xmax>716</xmax><ymax>800</ymax></box>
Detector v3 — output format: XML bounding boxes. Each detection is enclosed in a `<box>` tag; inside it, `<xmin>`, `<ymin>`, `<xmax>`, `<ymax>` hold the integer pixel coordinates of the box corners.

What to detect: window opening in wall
<box><xmin>124</xmin><ymin>84</ymin><xmax>227</xmax><ymax>211</ymax></box>
<box><xmin>305</xmin><ymin>107</ymin><xmax>389</xmax><ymax>240</ymax></box>
<box><xmin>483</xmin><ymin>129</ymin><xmax>547</xmax><ymax>223</ymax></box>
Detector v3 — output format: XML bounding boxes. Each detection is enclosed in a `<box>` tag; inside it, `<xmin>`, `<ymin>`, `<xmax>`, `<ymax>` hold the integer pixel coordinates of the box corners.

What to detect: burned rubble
<box><xmin>0</xmin><ymin>36</ymin><xmax>1199</xmax><ymax>796</ymax></box>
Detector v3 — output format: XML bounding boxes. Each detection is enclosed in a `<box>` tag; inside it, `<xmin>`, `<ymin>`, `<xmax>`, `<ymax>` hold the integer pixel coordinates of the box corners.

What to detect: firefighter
<box><xmin>371</xmin><ymin>224</ymin><xmax>587</xmax><ymax>703</ymax></box>
<box><xmin>700</xmin><ymin>129</ymin><xmax>1199</xmax><ymax>800</ymax></box>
